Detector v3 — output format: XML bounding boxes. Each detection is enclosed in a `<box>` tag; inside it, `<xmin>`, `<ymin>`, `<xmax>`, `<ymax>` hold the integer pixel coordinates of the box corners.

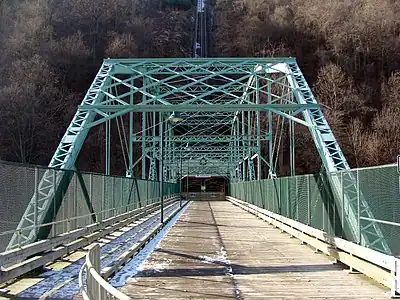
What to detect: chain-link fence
<box><xmin>230</xmin><ymin>164</ymin><xmax>400</xmax><ymax>256</ymax></box>
<box><xmin>0</xmin><ymin>162</ymin><xmax>179</xmax><ymax>252</ymax></box>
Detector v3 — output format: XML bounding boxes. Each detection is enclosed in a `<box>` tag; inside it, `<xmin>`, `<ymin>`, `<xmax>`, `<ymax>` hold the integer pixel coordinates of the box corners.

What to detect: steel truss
<box><xmin>7</xmin><ymin>57</ymin><xmax>390</xmax><ymax>254</ymax></box>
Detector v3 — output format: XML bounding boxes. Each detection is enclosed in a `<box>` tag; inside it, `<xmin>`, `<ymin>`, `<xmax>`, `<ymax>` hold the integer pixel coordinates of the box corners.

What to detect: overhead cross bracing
<box><xmin>6</xmin><ymin>57</ymin><xmax>390</xmax><ymax>257</ymax></box>
<box><xmin>73</xmin><ymin>58</ymin><xmax>321</xmax><ymax>180</ymax></box>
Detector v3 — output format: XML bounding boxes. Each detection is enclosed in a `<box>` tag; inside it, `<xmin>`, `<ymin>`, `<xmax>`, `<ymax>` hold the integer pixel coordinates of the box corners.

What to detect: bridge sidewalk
<box><xmin>120</xmin><ymin>201</ymin><xmax>389</xmax><ymax>299</ymax></box>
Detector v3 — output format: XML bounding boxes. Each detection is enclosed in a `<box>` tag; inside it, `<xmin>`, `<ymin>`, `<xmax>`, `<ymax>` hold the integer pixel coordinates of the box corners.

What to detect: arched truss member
<box><xmin>7</xmin><ymin>58</ymin><xmax>390</xmax><ymax>255</ymax></box>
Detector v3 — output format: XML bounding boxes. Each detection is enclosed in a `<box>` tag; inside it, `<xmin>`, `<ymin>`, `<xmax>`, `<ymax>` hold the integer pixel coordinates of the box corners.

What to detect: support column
<box><xmin>256</xmin><ymin>77</ymin><xmax>261</xmax><ymax>180</ymax></box>
<box><xmin>160</xmin><ymin>119</ymin><xmax>164</xmax><ymax>223</ymax></box>
<box><xmin>242</xmin><ymin>111</ymin><xmax>246</xmax><ymax>181</ymax></box>
<box><xmin>289</xmin><ymin>83</ymin><xmax>295</xmax><ymax>176</ymax></box>
<box><xmin>289</xmin><ymin>115</ymin><xmax>295</xmax><ymax>176</ymax></box>
<box><xmin>141</xmin><ymin>77</ymin><xmax>147</xmax><ymax>179</ymax></box>
<box><xmin>158</xmin><ymin>112</ymin><xmax>163</xmax><ymax>182</ymax></box>
<box><xmin>247</xmin><ymin>108</ymin><xmax>252</xmax><ymax>181</ymax></box>
<box><xmin>150</xmin><ymin>110</ymin><xmax>157</xmax><ymax>180</ymax></box>
<box><xmin>128</xmin><ymin>78</ymin><xmax>134</xmax><ymax>178</ymax></box>
<box><xmin>268</xmin><ymin>76</ymin><xmax>274</xmax><ymax>178</ymax></box>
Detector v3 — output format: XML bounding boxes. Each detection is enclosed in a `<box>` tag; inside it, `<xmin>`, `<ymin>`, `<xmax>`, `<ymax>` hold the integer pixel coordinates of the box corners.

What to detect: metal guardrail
<box><xmin>79</xmin><ymin>198</ymin><xmax>188</xmax><ymax>300</ymax></box>
<box><xmin>0</xmin><ymin>196</ymin><xmax>179</xmax><ymax>284</ymax></box>
<box><xmin>79</xmin><ymin>244</ymin><xmax>131</xmax><ymax>300</ymax></box>
<box><xmin>0</xmin><ymin>196</ymin><xmax>167</xmax><ymax>243</ymax></box>
<box><xmin>0</xmin><ymin>161</ymin><xmax>179</xmax><ymax>251</ymax></box>
<box><xmin>230</xmin><ymin>165</ymin><xmax>400</xmax><ymax>256</ymax></box>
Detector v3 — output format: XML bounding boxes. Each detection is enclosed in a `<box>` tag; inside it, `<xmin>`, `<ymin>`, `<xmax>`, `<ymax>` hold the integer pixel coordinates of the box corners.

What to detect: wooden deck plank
<box><xmin>120</xmin><ymin>201</ymin><xmax>390</xmax><ymax>299</ymax></box>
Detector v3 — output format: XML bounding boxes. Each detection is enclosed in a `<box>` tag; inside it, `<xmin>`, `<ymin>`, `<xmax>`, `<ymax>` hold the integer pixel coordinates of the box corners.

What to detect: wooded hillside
<box><xmin>0</xmin><ymin>0</ymin><xmax>399</xmax><ymax>174</ymax></box>
<box><xmin>0</xmin><ymin>0</ymin><xmax>193</xmax><ymax>171</ymax></box>
<box><xmin>214</xmin><ymin>0</ymin><xmax>400</xmax><ymax>172</ymax></box>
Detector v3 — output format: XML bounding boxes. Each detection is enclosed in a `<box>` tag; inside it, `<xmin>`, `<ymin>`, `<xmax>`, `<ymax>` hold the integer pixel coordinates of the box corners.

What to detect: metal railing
<box><xmin>0</xmin><ymin>196</ymin><xmax>180</xmax><ymax>284</ymax></box>
<box><xmin>78</xmin><ymin>197</ymin><xmax>186</xmax><ymax>300</ymax></box>
<box><xmin>0</xmin><ymin>196</ymin><xmax>175</xmax><ymax>249</ymax></box>
<box><xmin>0</xmin><ymin>161</ymin><xmax>179</xmax><ymax>251</ymax></box>
<box><xmin>230</xmin><ymin>164</ymin><xmax>400</xmax><ymax>256</ymax></box>
<box><xmin>79</xmin><ymin>244</ymin><xmax>131</xmax><ymax>300</ymax></box>
<box><xmin>227</xmin><ymin>196</ymin><xmax>400</xmax><ymax>297</ymax></box>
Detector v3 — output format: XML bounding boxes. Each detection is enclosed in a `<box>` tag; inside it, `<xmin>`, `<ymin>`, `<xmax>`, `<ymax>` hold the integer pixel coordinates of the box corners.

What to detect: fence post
<box><xmin>90</xmin><ymin>173</ymin><xmax>94</xmax><ymax>221</ymax></box>
<box><xmin>112</xmin><ymin>177</ymin><xmax>115</xmax><ymax>217</ymax></box>
<box><xmin>101</xmin><ymin>175</ymin><xmax>105</xmax><ymax>222</ymax></box>
<box><xmin>286</xmin><ymin>178</ymin><xmax>289</xmax><ymax>218</ymax></box>
<box><xmin>73</xmin><ymin>173</ymin><xmax>77</xmax><ymax>230</ymax></box>
<box><xmin>296</xmin><ymin>177</ymin><xmax>299</xmax><ymax>221</ymax></box>
<box><xmin>307</xmin><ymin>175</ymin><xmax>310</xmax><ymax>226</ymax></box>
<box><xmin>322</xmin><ymin>174</ymin><xmax>325</xmax><ymax>231</ymax></box>
<box><xmin>273</xmin><ymin>180</ymin><xmax>276</xmax><ymax>212</ymax></box>
<box><xmin>341</xmin><ymin>172</ymin><xmax>344</xmax><ymax>238</ymax></box>
<box><xmin>120</xmin><ymin>179</ymin><xmax>123</xmax><ymax>215</ymax></box>
<box><xmin>392</xmin><ymin>258</ymin><xmax>400</xmax><ymax>297</ymax></box>
<box><xmin>53</xmin><ymin>169</ymin><xmax>57</xmax><ymax>236</ymax></box>
<box><xmin>34</xmin><ymin>168</ymin><xmax>39</xmax><ymax>237</ymax></box>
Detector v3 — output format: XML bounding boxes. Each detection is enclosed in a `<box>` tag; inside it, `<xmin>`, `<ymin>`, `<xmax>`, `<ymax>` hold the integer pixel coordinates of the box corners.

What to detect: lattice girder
<box><xmin>7</xmin><ymin>57</ymin><xmax>390</xmax><ymax>254</ymax></box>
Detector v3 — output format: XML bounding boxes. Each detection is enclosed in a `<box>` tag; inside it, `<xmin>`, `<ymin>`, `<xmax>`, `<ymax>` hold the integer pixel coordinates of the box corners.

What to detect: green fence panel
<box><xmin>0</xmin><ymin>162</ymin><xmax>179</xmax><ymax>252</ymax></box>
<box><xmin>229</xmin><ymin>164</ymin><xmax>400</xmax><ymax>256</ymax></box>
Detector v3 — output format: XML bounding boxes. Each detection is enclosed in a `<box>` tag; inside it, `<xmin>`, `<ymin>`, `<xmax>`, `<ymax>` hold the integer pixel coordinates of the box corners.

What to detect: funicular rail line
<box><xmin>0</xmin><ymin>199</ymin><xmax>185</xmax><ymax>299</ymax></box>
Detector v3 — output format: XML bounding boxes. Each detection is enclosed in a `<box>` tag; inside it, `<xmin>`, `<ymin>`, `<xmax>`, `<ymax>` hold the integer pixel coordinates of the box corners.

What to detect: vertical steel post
<box><xmin>90</xmin><ymin>173</ymin><xmax>94</xmax><ymax>222</ymax></box>
<box><xmin>341</xmin><ymin>172</ymin><xmax>344</xmax><ymax>237</ymax></box>
<box><xmin>73</xmin><ymin>173</ymin><xmax>77</xmax><ymax>230</ymax></box>
<box><xmin>34</xmin><ymin>167</ymin><xmax>39</xmax><ymax>236</ymax></box>
<box><xmin>241</xmin><ymin>111</ymin><xmax>245</xmax><ymax>180</ymax></box>
<box><xmin>120</xmin><ymin>179</ymin><xmax>123</xmax><ymax>215</ymax></box>
<box><xmin>268</xmin><ymin>77</ymin><xmax>273</xmax><ymax>177</ymax></box>
<box><xmin>105</xmin><ymin>119</ymin><xmax>111</xmax><ymax>176</ymax></box>
<box><xmin>160</xmin><ymin>119</ymin><xmax>164</xmax><ymax>224</ymax></box>
<box><xmin>187</xmin><ymin>160</ymin><xmax>189</xmax><ymax>200</ymax></box>
<box><xmin>234</xmin><ymin>122</ymin><xmax>238</xmax><ymax>181</ymax></box>
<box><xmin>237</xmin><ymin>120</ymin><xmax>241</xmax><ymax>182</ymax></box>
<box><xmin>149</xmin><ymin>111</ymin><xmax>155</xmax><ymax>180</ymax></box>
<box><xmin>180</xmin><ymin>155</ymin><xmax>182</xmax><ymax>207</ymax></box>
<box><xmin>53</xmin><ymin>169</ymin><xmax>57</xmax><ymax>236</ymax></box>
<box><xmin>296</xmin><ymin>177</ymin><xmax>299</xmax><ymax>221</ymax></box>
<box><xmin>247</xmin><ymin>108</ymin><xmax>251</xmax><ymax>181</ymax></box>
<box><xmin>142</xmin><ymin>79</ymin><xmax>147</xmax><ymax>180</ymax></box>
<box><xmin>167</xmin><ymin>123</ymin><xmax>171</xmax><ymax>182</ymax></box>
<box><xmin>289</xmin><ymin>82</ymin><xmax>295</xmax><ymax>176</ymax></box>
<box><xmin>112</xmin><ymin>177</ymin><xmax>115</xmax><ymax>217</ymax></box>
<box><xmin>128</xmin><ymin>78</ymin><xmax>134</xmax><ymax>178</ymax></box>
<box><xmin>289</xmin><ymin>118</ymin><xmax>295</xmax><ymax>176</ymax></box>
<box><xmin>256</xmin><ymin>77</ymin><xmax>261</xmax><ymax>180</ymax></box>
<box><xmin>307</xmin><ymin>175</ymin><xmax>310</xmax><ymax>225</ymax></box>
<box><xmin>101</xmin><ymin>175</ymin><xmax>105</xmax><ymax>222</ymax></box>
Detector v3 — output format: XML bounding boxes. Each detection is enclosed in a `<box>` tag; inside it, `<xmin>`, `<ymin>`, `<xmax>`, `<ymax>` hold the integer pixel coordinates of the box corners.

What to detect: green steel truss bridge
<box><xmin>6</xmin><ymin>57</ymin><xmax>391</xmax><ymax>257</ymax></box>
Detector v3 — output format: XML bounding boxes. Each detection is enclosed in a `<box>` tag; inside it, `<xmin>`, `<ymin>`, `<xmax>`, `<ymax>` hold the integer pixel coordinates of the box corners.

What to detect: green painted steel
<box><xmin>7</xmin><ymin>57</ymin><xmax>389</xmax><ymax>253</ymax></box>
<box><xmin>230</xmin><ymin>164</ymin><xmax>400</xmax><ymax>255</ymax></box>
<box><xmin>0</xmin><ymin>162</ymin><xmax>178</xmax><ymax>251</ymax></box>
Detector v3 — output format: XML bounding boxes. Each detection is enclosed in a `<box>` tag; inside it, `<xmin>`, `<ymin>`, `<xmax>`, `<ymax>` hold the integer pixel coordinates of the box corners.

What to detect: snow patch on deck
<box><xmin>109</xmin><ymin>202</ymin><xmax>190</xmax><ymax>287</ymax></box>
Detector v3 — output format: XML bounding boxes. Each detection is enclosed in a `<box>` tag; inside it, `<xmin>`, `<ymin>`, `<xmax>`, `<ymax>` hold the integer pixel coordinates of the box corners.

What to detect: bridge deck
<box><xmin>121</xmin><ymin>201</ymin><xmax>389</xmax><ymax>299</ymax></box>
